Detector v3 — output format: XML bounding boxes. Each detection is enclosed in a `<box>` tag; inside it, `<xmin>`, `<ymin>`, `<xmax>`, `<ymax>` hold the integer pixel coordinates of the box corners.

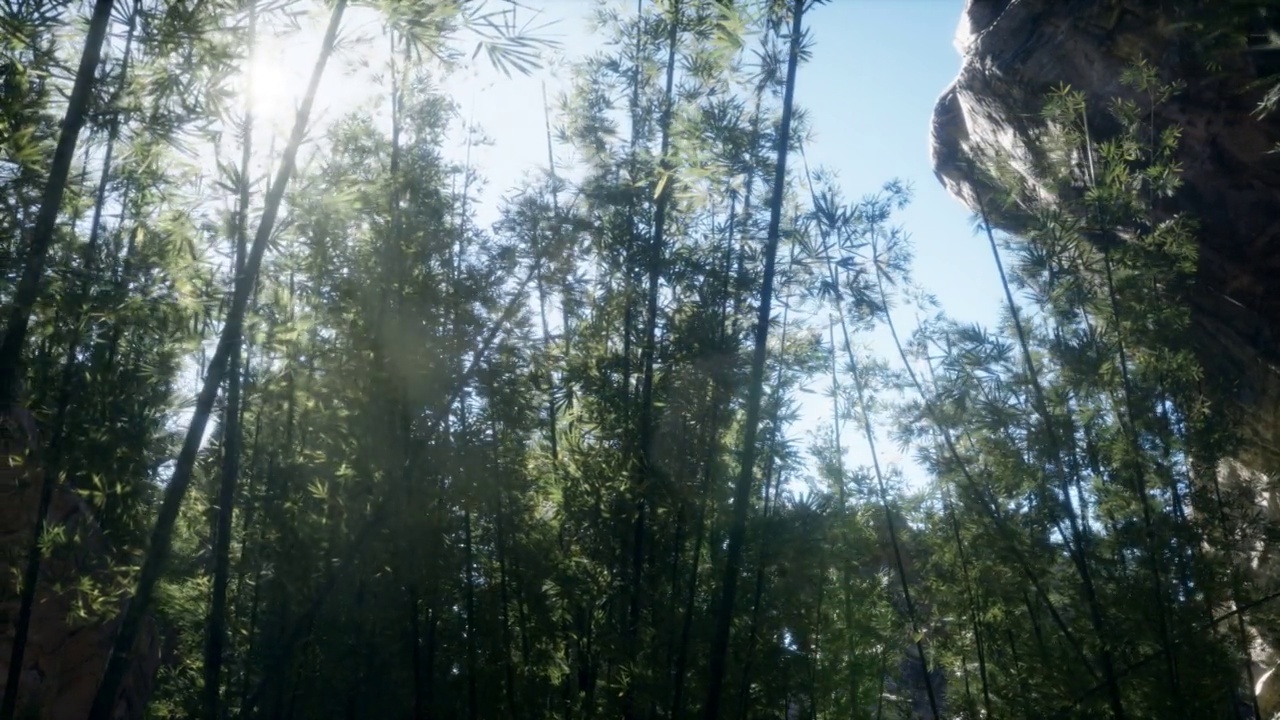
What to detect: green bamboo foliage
<box><xmin>0</xmin><ymin>1</ymin><xmax>1269</xmax><ymax>719</ymax></box>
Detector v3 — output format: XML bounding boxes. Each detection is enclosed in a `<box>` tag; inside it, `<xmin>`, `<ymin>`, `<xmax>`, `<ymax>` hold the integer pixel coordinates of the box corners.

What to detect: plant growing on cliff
<box><xmin>892</xmin><ymin>62</ymin><xmax>1250</xmax><ymax>718</ymax></box>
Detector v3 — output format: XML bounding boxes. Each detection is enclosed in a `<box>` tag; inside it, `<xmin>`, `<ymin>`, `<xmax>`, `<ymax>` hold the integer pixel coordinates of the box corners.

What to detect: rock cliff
<box><xmin>0</xmin><ymin>410</ymin><xmax>158</xmax><ymax>720</ymax></box>
<box><xmin>932</xmin><ymin>0</ymin><xmax>1280</xmax><ymax>713</ymax></box>
<box><xmin>932</xmin><ymin>0</ymin><xmax>1280</xmax><ymax>471</ymax></box>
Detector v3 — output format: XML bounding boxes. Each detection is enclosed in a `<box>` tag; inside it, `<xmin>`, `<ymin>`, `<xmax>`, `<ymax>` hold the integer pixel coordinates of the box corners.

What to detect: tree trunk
<box><xmin>464</xmin><ymin>508</ymin><xmax>480</xmax><ymax>720</ymax></box>
<box><xmin>703</xmin><ymin>2</ymin><xmax>805</xmax><ymax>716</ymax></box>
<box><xmin>0</xmin><ymin>0</ymin><xmax>115</xmax><ymax>398</ymax></box>
<box><xmin>626</xmin><ymin>0</ymin><xmax>681</xmax><ymax>714</ymax></box>
<box><xmin>86</xmin><ymin>4</ymin><xmax>347</xmax><ymax>716</ymax></box>
<box><xmin>0</xmin><ymin>6</ymin><xmax>125</xmax><ymax>716</ymax></box>
<box><xmin>978</xmin><ymin>197</ymin><xmax>1126</xmax><ymax>719</ymax></box>
<box><xmin>203</xmin><ymin>7</ymin><xmax>257</xmax><ymax>717</ymax></box>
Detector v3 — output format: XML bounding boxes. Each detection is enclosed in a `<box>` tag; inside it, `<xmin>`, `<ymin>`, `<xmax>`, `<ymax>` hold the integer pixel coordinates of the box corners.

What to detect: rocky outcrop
<box><xmin>0</xmin><ymin>409</ymin><xmax>159</xmax><ymax>720</ymax></box>
<box><xmin>932</xmin><ymin>0</ymin><xmax>1280</xmax><ymax>472</ymax></box>
<box><xmin>932</xmin><ymin>0</ymin><xmax>1280</xmax><ymax>713</ymax></box>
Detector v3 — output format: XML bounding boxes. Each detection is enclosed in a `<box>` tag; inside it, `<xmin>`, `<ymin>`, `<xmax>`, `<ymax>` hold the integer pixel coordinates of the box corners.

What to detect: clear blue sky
<box><xmin>460</xmin><ymin>0</ymin><xmax>1005</xmax><ymax>486</ymax></box>
<box><xmin>800</xmin><ymin>0</ymin><xmax>1000</xmax><ymax>326</ymax></box>
<box><xmin>433</xmin><ymin>0</ymin><xmax>1003</xmax><ymax>324</ymax></box>
<box><xmin>786</xmin><ymin>0</ymin><xmax>1004</xmax><ymax>482</ymax></box>
<box><xmin>433</xmin><ymin>1</ymin><xmax>1002</xmax><ymax>333</ymax></box>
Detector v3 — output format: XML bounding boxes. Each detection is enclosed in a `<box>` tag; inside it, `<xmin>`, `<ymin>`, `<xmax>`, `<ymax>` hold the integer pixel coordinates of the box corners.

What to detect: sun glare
<box><xmin>238</xmin><ymin>36</ymin><xmax>307</xmax><ymax>137</ymax></box>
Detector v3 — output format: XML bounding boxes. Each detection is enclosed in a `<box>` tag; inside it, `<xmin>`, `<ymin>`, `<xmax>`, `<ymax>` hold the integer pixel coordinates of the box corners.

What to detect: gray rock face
<box><xmin>931</xmin><ymin>0</ymin><xmax>1280</xmax><ymax>472</ymax></box>
<box><xmin>932</xmin><ymin>0</ymin><xmax>1280</xmax><ymax>713</ymax></box>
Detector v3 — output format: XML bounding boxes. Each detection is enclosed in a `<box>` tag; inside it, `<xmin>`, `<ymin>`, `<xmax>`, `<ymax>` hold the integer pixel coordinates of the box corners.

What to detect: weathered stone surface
<box><xmin>933</xmin><ymin>0</ymin><xmax>1280</xmax><ymax>713</ymax></box>
<box><xmin>0</xmin><ymin>409</ymin><xmax>158</xmax><ymax>720</ymax></box>
<box><xmin>931</xmin><ymin>0</ymin><xmax>1280</xmax><ymax>472</ymax></box>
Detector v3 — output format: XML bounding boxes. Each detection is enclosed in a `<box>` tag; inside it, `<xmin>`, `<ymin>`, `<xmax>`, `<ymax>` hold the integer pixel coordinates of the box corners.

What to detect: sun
<box><xmin>237</xmin><ymin>36</ymin><xmax>306</xmax><ymax>137</ymax></box>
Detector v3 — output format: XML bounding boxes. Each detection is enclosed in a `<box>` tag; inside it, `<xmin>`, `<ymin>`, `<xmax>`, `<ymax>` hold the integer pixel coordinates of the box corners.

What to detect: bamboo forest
<box><xmin>6</xmin><ymin>0</ymin><xmax>1280</xmax><ymax>718</ymax></box>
